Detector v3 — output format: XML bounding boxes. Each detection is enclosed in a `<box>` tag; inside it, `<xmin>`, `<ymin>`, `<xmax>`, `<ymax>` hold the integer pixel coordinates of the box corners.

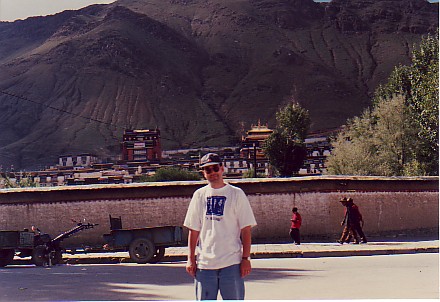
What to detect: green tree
<box><xmin>242</xmin><ymin>168</ymin><xmax>265</xmax><ymax>178</ymax></box>
<box><xmin>374</xmin><ymin>32</ymin><xmax>439</xmax><ymax>174</ymax></box>
<box><xmin>326</xmin><ymin>112</ymin><xmax>377</xmax><ymax>175</ymax></box>
<box><xmin>146</xmin><ymin>167</ymin><xmax>201</xmax><ymax>182</ymax></box>
<box><xmin>264</xmin><ymin>102</ymin><xmax>311</xmax><ymax>177</ymax></box>
<box><xmin>326</xmin><ymin>95</ymin><xmax>427</xmax><ymax>176</ymax></box>
<box><xmin>0</xmin><ymin>173</ymin><xmax>38</xmax><ymax>188</ymax></box>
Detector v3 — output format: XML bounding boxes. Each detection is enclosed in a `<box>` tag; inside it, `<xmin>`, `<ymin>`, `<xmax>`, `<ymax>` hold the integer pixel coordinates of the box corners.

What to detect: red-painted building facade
<box><xmin>121</xmin><ymin>129</ymin><xmax>162</xmax><ymax>162</ymax></box>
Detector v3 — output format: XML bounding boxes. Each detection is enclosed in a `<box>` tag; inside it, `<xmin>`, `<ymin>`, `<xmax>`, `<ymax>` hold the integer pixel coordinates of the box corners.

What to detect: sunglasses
<box><xmin>202</xmin><ymin>165</ymin><xmax>220</xmax><ymax>174</ymax></box>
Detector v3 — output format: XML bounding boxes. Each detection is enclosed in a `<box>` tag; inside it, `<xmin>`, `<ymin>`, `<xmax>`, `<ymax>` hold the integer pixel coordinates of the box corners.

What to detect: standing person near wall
<box><xmin>289</xmin><ymin>207</ymin><xmax>302</xmax><ymax>245</ymax></box>
<box><xmin>184</xmin><ymin>153</ymin><xmax>257</xmax><ymax>300</ymax></box>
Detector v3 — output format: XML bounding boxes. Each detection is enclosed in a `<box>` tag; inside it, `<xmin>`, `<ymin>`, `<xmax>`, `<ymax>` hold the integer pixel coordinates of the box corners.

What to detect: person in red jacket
<box><xmin>289</xmin><ymin>207</ymin><xmax>302</xmax><ymax>245</ymax></box>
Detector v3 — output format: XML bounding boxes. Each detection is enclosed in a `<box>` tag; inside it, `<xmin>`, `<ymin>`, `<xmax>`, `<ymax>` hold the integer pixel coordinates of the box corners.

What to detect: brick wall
<box><xmin>0</xmin><ymin>176</ymin><xmax>438</xmax><ymax>248</ymax></box>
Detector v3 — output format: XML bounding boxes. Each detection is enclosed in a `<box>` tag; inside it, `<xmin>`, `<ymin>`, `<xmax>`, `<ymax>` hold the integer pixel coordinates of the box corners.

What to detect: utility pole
<box><xmin>253</xmin><ymin>143</ymin><xmax>257</xmax><ymax>178</ymax></box>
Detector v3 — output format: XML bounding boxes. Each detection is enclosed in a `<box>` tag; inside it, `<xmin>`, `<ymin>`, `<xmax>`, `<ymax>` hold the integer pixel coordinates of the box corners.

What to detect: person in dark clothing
<box><xmin>289</xmin><ymin>207</ymin><xmax>302</xmax><ymax>245</ymax></box>
<box><xmin>337</xmin><ymin>197</ymin><xmax>358</xmax><ymax>244</ymax></box>
<box><xmin>347</xmin><ymin>198</ymin><xmax>367</xmax><ymax>243</ymax></box>
<box><xmin>337</xmin><ymin>197</ymin><xmax>367</xmax><ymax>244</ymax></box>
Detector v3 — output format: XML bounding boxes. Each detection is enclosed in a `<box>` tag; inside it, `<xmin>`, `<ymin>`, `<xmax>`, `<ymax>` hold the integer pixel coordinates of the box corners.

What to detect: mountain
<box><xmin>0</xmin><ymin>0</ymin><xmax>437</xmax><ymax>170</ymax></box>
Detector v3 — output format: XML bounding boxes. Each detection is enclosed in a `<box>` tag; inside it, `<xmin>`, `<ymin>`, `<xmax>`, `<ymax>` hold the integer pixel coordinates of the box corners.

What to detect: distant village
<box><xmin>0</xmin><ymin>123</ymin><xmax>336</xmax><ymax>187</ymax></box>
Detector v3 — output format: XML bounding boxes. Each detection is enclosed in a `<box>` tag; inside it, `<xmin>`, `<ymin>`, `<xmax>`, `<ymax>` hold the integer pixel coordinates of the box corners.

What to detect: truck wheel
<box><xmin>0</xmin><ymin>249</ymin><xmax>15</xmax><ymax>267</ymax></box>
<box><xmin>129</xmin><ymin>238</ymin><xmax>155</xmax><ymax>264</ymax></box>
<box><xmin>149</xmin><ymin>247</ymin><xmax>165</xmax><ymax>263</ymax></box>
<box><xmin>32</xmin><ymin>245</ymin><xmax>49</xmax><ymax>266</ymax></box>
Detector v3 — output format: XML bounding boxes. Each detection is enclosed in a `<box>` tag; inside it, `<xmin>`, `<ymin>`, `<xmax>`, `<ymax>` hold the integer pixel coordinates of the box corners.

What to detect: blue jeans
<box><xmin>195</xmin><ymin>264</ymin><xmax>245</xmax><ymax>300</ymax></box>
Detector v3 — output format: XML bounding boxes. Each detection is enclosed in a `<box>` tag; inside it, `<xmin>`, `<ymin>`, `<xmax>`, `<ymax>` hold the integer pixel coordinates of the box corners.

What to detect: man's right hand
<box><xmin>186</xmin><ymin>229</ymin><xmax>199</xmax><ymax>277</ymax></box>
<box><xmin>186</xmin><ymin>260</ymin><xmax>197</xmax><ymax>277</ymax></box>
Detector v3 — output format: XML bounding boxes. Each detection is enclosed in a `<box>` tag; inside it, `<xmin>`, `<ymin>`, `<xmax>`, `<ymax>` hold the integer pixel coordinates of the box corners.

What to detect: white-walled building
<box><xmin>59</xmin><ymin>154</ymin><xmax>98</xmax><ymax>168</ymax></box>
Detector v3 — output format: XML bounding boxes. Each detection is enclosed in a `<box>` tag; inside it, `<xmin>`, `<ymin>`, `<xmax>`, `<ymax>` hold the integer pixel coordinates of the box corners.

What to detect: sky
<box><xmin>0</xmin><ymin>0</ymin><xmax>116</xmax><ymax>22</ymax></box>
<box><xmin>0</xmin><ymin>0</ymin><xmax>438</xmax><ymax>22</ymax></box>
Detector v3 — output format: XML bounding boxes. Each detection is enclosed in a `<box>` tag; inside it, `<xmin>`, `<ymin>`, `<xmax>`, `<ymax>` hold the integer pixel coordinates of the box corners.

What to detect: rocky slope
<box><xmin>0</xmin><ymin>0</ymin><xmax>437</xmax><ymax>170</ymax></box>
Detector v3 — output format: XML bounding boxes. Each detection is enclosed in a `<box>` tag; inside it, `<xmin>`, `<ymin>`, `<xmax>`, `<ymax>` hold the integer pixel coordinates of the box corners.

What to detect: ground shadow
<box><xmin>247</xmin><ymin>267</ymin><xmax>318</xmax><ymax>282</ymax></box>
<box><xmin>1</xmin><ymin>262</ymin><xmax>318</xmax><ymax>301</ymax></box>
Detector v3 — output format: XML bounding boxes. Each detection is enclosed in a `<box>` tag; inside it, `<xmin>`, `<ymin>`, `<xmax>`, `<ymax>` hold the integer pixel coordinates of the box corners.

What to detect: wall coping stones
<box><xmin>0</xmin><ymin>176</ymin><xmax>438</xmax><ymax>205</ymax></box>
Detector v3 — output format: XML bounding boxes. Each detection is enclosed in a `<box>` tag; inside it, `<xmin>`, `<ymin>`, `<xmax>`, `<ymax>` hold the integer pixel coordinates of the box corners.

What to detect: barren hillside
<box><xmin>0</xmin><ymin>0</ymin><xmax>437</xmax><ymax>169</ymax></box>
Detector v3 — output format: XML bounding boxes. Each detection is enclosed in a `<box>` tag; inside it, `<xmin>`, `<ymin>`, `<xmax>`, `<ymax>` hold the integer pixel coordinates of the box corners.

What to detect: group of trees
<box><xmin>265</xmin><ymin>32</ymin><xmax>438</xmax><ymax>177</ymax></box>
<box><xmin>139</xmin><ymin>167</ymin><xmax>201</xmax><ymax>182</ymax></box>
<box><xmin>326</xmin><ymin>33</ymin><xmax>438</xmax><ymax>176</ymax></box>
<box><xmin>0</xmin><ymin>174</ymin><xmax>37</xmax><ymax>188</ymax></box>
<box><xmin>325</xmin><ymin>94</ymin><xmax>423</xmax><ymax>176</ymax></box>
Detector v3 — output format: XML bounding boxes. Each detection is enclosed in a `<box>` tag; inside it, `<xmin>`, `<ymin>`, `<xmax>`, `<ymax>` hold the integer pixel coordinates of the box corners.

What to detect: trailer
<box><xmin>103</xmin><ymin>215</ymin><xmax>183</xmax><ymax>264</ymax></box>
<box><xmin>0</xmin><ymin>230</ymin><xmax>34</xmax><ymax>267</ymax></box>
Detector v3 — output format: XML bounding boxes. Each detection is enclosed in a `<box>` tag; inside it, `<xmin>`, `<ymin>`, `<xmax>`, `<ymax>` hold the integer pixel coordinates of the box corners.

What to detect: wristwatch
<box><xmin>242</xmin><ymin>256</ymin><xmax>251</xmax><ymax>260</ymax></box>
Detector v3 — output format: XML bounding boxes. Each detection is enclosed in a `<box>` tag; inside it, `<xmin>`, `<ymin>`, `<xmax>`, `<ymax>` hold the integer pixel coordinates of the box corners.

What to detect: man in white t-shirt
<box><xmin>184</xmin><ymin>153</ymin><xmax>257</xmax><ymax>300</ymax></box>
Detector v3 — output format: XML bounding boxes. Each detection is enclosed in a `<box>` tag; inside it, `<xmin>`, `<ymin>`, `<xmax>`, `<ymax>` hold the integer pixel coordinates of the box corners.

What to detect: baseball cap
<box><xmin>200</xmin><ymin>153</ymin><xmax>222</xmax><ymax>168</ymax></box>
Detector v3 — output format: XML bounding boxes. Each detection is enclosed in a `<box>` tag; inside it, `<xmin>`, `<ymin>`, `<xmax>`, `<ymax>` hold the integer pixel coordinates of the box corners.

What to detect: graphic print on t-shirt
<box><xmin>206</xmin><ymin>196</ymin><xmax>227</xmax><ymax>217</ymax></box>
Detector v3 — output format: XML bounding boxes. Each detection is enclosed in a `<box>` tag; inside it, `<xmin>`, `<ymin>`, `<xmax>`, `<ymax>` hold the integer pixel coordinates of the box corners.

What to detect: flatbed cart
<box><xmin>0</xmin><ymin>230</ymin><xmax>34</xmax><ymax>267</ymax></box>
<box><xmin>103</xmin><ymin>215</ymin><xmax>183</xmax><ymax>264</ymax></box>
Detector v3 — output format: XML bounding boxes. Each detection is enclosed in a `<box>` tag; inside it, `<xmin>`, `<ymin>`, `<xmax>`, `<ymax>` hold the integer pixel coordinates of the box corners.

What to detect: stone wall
<box><xmin>0</xmin><ymin>176</ymin><xmax>438</xmax><ymax>248</ymax></box>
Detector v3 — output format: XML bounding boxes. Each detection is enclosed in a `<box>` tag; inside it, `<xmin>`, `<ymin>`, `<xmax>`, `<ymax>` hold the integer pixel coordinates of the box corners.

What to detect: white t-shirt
<box><xmin>184</xmin><ymin>183</ymin><xmax>257</xmax><ymax>269</ymax></box>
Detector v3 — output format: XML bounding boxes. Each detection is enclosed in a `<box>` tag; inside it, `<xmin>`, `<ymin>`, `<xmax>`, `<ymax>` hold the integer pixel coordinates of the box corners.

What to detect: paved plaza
<box><xmin>2</xmin><ymin>253</ymin><xmax>438</xmax><ymax>300</ymax></box>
